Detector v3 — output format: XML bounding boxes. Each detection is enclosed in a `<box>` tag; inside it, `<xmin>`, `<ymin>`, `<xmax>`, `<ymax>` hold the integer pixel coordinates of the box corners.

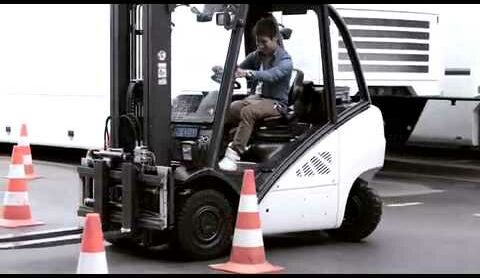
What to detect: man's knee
<box><xmin>230</xmin><ymin>100</ymin><xmax>244</xmax><ymax>115</ymax></box>
<box><xmin>240</xmin><ymin>106</ymin><xmax>258</xmax><ymax>122</ymax></box>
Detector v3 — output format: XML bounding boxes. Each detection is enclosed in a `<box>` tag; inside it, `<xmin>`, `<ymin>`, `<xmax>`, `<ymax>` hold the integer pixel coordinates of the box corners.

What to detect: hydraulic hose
<box><xmin>103</xmin><ymin>116</ymin><xmax>112</xmax><ymax>150</ymax></box>
<box><xmin>120</xmin><ymin>114</ymin><xmax>140</xmax><ymax>147</ymax></box>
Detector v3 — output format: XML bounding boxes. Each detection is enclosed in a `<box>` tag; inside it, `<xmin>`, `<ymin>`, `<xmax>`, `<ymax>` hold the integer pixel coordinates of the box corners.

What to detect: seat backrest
<box><xmin>288</xmin><ymin>68</ymin><xmax>304</xmax><ymax>107</ymax></box>
<box><xmin>294</xmin><ymin>81</ymin><xmax>328</xmax><ymax>124</ymax></box>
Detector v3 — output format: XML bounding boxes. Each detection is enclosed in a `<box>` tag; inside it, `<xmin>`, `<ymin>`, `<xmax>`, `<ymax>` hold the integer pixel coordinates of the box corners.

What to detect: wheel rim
<box><xmin>192</xmin><ymin>205</ymin><xmax>223</xmax><ymax>244</ymax></box>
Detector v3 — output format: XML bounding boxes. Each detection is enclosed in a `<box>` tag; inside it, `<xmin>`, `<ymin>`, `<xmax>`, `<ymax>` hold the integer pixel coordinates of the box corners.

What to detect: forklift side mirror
<box><xmin>216</xmin><ymin>12</ymin><xmax>232</xmax><ymax>29</ymax></box>
<box><xmin>280</xmin><ymin>28</ymin><xmax>292</xmax><ymax>40</ymax></box>
<box><xmin>191</xmin><ymin>6</ymin><xmax>214</xmax><ymax>22</ymax></box>
<box><xmin>190</xmin><ymin>6</ymin><xmax>201</xmax><ymax>15</ymax></box>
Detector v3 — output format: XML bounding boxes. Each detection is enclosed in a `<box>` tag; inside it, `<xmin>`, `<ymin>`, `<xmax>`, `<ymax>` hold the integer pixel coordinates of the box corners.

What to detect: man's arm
<box><xmin>238</xmin><ymin>51</ymin><xmax>258</xmax><ymax>70</ymax></box>
<box><xmin>250</xmin><ymin>55</ymin><xmax>293</xmax><ymax>83</ymax></box>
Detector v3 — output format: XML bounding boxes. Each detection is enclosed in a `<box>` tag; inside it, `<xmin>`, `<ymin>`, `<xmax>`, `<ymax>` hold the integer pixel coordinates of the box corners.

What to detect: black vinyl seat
<box><xmin>253</xmin><ymin>69</ymin><xmax>306</xmax><ymax>141</ymax></box>
<box><xmin>259</xmin><ymin>68</ymin><xmax>304</xmax><ymax>125</ymax></box>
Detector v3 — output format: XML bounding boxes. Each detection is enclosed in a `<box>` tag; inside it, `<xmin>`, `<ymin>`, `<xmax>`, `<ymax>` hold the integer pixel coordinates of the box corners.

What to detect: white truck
<box><xmin>333</xmin><ymin>4</ymin><xmax>480</xmax><ymax>148</ymax></box>
<box><xmin>0</xmin><ymin>4</ymin><xmax>110</xmax><ymax>149</ymax></box>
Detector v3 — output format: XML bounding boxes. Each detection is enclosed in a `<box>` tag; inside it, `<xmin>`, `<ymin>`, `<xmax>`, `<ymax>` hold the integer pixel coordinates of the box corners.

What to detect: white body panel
<box><xmin>260</xmin><ymin>130</ymin><xmax>339</xmax><ymax>235</ymax></box>
<box><xmin>260</xmin><ymin>105</ymin><xmax>385</xmax><ymax>234</ymax></box>
<box><xmin>76</xmin><ymin>252</ymin><xmax>108</xmax><ymax>274</ymax></box>
<box><xmin>336</xmin><ymin>105</ymin><xmax>385</xmax><ymax>227</ymax></box>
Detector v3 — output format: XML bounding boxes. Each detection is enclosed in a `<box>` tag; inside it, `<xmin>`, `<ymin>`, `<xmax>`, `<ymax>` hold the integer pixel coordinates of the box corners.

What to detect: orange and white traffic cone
<box><xmin>77</xmin><ymin>213</ymin><xmax>108</xmax><ymax>274</ymax></box>
<box><xmin>0</xmin><ymin>146</ymin><xmax>44</xmax><ymax>228</ymax></box>
<box><xmin>17</xmin><ymin>123</ymin><xmax>39</xmax><ymax>179</ymax></box>
<box><xmin>2</xmin><ymin>145</ymin><xmax>32</xmax><ymax>180</ymax></box>
<box><xmin>209</xmin><ymin>169</ymin><xmax>284</xmax><ymax>274</ymax></box>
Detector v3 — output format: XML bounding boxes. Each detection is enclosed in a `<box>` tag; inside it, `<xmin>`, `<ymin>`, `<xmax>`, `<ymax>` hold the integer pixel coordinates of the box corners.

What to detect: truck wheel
<box><xmin>173</xmin><ymin>189</ymin><xmax>234</xmax><ymax>260</ymax></box>
<box><xmin>327</xmin><ymin>179</ymin><xmax>382</xmax><ymax>242</ymax></box>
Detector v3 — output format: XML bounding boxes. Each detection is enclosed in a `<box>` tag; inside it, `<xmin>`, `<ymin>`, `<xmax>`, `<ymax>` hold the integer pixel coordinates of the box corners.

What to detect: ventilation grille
<box><xmin>296</xmin><ymin>152</ymin><xmax>332</xmax><ymax>177</ymax></box>
<box><xmin>339</xmin><ymin>15</ymin><xmax>433</xmax><ymax>74</ymax></box>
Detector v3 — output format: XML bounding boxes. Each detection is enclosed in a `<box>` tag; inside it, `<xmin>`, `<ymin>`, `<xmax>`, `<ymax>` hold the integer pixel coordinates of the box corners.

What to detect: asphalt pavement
<box><xmin>0</xmin><ymin>155</ymin><xmax>478</xmax><ymax>274</ymax></box>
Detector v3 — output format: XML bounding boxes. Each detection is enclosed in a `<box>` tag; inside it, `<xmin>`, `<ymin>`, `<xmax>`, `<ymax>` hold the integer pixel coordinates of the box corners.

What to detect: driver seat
<box><xmin>253</xmin><ymin>68</ymin><xmax>304</xmax><ymax>141</ymax></box>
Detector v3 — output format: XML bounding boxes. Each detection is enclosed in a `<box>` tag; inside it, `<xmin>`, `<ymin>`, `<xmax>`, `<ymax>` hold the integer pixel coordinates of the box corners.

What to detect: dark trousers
<box><xmin>226</xmin><ymin>95</ymin><xmax>281</xmax><ymax>153</ymax></box>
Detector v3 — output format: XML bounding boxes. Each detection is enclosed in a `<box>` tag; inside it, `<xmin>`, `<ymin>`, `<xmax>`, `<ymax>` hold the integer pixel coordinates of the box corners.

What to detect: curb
<box><xmin>382</xmin><ymin>157</ymin><xmax>480</xmax><ymax>182</ymax></box>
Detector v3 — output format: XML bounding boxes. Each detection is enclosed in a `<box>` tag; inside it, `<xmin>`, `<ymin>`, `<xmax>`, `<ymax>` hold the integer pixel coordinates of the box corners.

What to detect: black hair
<box><xmin>253</xmin><ymin>17</ymin><xmax>278</xmax><ymax>39</ymax></box>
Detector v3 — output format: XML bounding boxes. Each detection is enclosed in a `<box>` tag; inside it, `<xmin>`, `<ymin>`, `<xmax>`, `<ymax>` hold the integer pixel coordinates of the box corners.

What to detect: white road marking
<box><xmin>473</xmin><ymin>213</ymin><xmax>480</xmax><ymax>217</ymax></box>
<box><xmin>385</xmin><ymin>202</ymin><xmax>424</xmax><ymax>207</ymax></box>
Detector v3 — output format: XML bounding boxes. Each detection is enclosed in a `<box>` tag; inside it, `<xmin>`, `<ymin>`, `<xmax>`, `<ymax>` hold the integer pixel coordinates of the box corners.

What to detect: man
<box><xmin>218</xmin><ymin>17</ymin><xmax>293</xmax><ymax>171</ymax></box>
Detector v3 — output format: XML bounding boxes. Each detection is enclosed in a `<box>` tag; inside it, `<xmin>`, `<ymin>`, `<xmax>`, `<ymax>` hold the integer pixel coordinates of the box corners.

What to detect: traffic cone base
<box><xmin>0</xmin><ymin>218</ymin><xmax>43</xmax><ymax>228</ymax></box>
<box><xmin>209</xmin><ymin>261</ymin><xmax>284</xmax><ymax>274</ymax></box>
<box><xmin>2</xmin><ymin>175</ymin><xmax>39</xmax><ymax>180</ymax></box>
<box><xmin>209</xmin><ymin>169</ymin><xmax>284</xmax><ymax>274</ymax></box>
<box><xmin>77</xmin><ymin>252</ymin><xmax>108</xmax><ymax>274</ymax></box>
<box><xmin>0</xmin><ymin>190</ymin><xmax>44</xmax><ymax>228</ymax></box>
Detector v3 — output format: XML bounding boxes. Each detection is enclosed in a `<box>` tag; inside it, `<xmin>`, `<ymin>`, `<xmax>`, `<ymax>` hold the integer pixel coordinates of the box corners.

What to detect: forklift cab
<box><xmin>166</xmin><ymin>4</ymin><xmax>370</xmax><ymax>173</ymax></box>
<box><xmin>75</xmin><ymin>4</ymin><xmax>385</xmax><ymax>261</ymax></box>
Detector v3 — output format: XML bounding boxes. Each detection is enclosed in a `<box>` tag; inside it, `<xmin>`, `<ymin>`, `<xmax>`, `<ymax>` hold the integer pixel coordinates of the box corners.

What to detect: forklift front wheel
<box><xmin>172</xmin><ymin>189</ymin><xmax>235</xmax><ymax>261</ymax></box>
<box><xmin>107</xmin><ymin>237</ymin><xmax>140</xmax><ymax>249</ymax></box>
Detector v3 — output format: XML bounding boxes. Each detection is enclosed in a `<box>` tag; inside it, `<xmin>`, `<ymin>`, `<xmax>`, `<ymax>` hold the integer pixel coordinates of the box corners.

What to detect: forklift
<box><xmin>0</xmin><ymin>4</ymin><xmax>386</xmax><ymax>261</ymax></box>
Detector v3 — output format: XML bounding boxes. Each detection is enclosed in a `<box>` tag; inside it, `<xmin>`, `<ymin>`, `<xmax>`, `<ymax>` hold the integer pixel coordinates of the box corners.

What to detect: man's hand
<box><xmin>235</xmin><ymin>68</ymin><xmax>248</xmax><ymax>79</ymax></box>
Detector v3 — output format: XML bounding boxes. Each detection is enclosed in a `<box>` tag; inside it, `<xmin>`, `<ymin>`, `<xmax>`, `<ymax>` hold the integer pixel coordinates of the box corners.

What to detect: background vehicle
<box><xmin>0</xmin><ymin>4</ymin><xmax>110</xmax><ymax>149</ymax></box>
<box><xmin>2</xmin><ymin>4</ymin><xmax>479</xmax><ymax>151</ymax></box>
<box><xmin>333</xmin><ymin>4</ymin><xmax>480</xmax><ymax>149</ymax></box>
<box><xmin>0</xmin><ymin>4</ymin><xmax>385</xmax><ymax>261</ymax></box>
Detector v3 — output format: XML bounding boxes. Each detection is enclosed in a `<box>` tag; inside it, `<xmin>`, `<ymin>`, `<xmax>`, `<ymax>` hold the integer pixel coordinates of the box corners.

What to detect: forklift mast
<box><xmin>110</xmin><ymin>4</ymin><xmax>173</xmax><ymax>166</ymax></box>
<box><xmin>110</xmin><ymin>4</ymin><xmax>248</xmax><ymax>169</ymax></box>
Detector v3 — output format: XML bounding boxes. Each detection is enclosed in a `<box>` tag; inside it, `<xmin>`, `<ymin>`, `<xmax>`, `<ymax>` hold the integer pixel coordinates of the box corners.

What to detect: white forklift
<box><xmin>0</xmin><ymin>4</ymin><xmax>385</xmax><ymax>261</ymax></box>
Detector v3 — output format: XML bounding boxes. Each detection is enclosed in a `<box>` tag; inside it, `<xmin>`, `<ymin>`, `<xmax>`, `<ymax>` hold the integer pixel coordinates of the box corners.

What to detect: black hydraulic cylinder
<box><xmin>121</xmin><ymin>162</ymin><xmax>138</xmax><ymax>232</ymax></box>
<box><xmin>93</xmin><ymin>160</ymin><xmax>109</xmax><ymax>224</ymax></box>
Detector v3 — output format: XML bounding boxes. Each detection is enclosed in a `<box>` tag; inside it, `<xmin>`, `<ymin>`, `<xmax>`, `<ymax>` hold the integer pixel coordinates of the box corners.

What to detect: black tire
<box><xmin>327</xmin><ymin>179</ymin><xmax>382</xmax><ymax>242</ymax></box>
<box><xmin>172</xmin><ymin>189</ymin><xmax>235</xmax><ymax>261</ymax></box>
<box><xmin>106</xmin><ymin>237</ymin><xmax>141</xmax><ymax>249</ymax></box>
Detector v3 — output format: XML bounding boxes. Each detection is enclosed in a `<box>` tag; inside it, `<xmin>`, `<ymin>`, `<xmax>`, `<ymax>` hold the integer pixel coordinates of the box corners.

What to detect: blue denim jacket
<box><xmin>239</xmin><ymin>47</ymin><xmax>293</xmax><ymax>106</ymax></box>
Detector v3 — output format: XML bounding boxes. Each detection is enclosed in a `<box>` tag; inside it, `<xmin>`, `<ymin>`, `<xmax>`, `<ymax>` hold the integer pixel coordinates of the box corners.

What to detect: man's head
<box><xmin>253</xmin><ymin>17</ymin><xmax>279</xmax><ymax>56</ymax></box>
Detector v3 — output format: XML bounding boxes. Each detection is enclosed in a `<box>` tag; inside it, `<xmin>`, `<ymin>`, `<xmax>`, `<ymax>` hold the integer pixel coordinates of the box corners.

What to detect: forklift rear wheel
<box><xmin>173</xmin><ymin>189</ymin><xmax>234</xmax><ymax>260</ymax></box>
<box><xmin>327</xmin><ymin>179</ymin><xmax>382</xmax><ymax>242</ymax></box>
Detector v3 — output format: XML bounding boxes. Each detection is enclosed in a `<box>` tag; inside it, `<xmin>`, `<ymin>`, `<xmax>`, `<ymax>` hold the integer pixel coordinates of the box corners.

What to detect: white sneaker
<box><xmin>218</xmin><ymin>147</ymin><xmax>240</xmax><ymax>171</ymax></box>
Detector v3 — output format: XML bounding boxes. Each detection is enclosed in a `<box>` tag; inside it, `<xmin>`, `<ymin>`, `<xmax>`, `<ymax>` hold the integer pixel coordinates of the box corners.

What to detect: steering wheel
<box><xmin>211</xmin><ymin>65</ymin><xmax>241</xmax><ymax>90</ymax></box>
<box><xmin>233</xmin><ymin>81</ymin><xmax>241</xmax><ymax>90</ymax></box>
